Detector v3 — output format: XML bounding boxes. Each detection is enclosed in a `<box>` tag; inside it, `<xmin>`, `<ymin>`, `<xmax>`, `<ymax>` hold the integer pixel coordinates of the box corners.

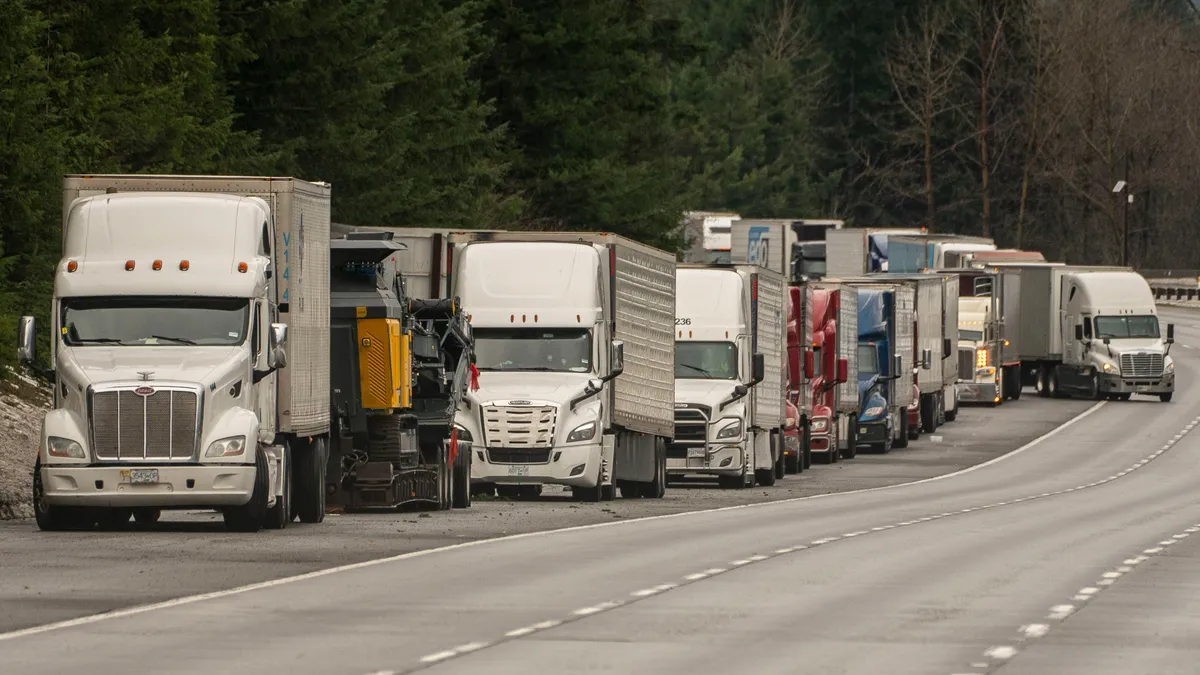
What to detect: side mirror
<box><xmin>803</xmin><ymin>349</ymin><xmax>815</xmax><ymax>379</ymax></box>
<box><xmin>836</xmin><ymin>358</ymin><xmax>848</xmax><ymax>384</ymax></box>
<box><xmin>751</xmin><ymin>353</ymin><xmax>766</xmax><ymax>385</ymax></box>
<box><xmin>609</xmin><ymin>340</ymin><xmax>625</xmax><ymax>378</ymax></box>
<box><xmin>1074</xmin><ymin>325</ymin><xmax>1084</xmax><ymax>341</ymax></box>
<box><xmin>17</xmin><ymin>316</ymin><xmax>36</xmax><ymax>364</ymax></box>
<box><xmin>1167</xmin><ymin>323</ymin><xmax>1175</xmax><ymax>344</ymax></box>
<box><xmin>942</xmin><ymin>337</ymin><xmax>952</xmax><ymax>359</ymax></box>
<box><xmin>732</xmin><ymin>384</ymin><xmax>749</xmax><ymax>399</ymax></box>
<box><xmin>921</xmin><ymin>348</ymin><xmax>933</xmax><ymax>370</ymax></box>
<box><xmin>1103</xmin><ymin>337</ymin><xmax>1111</xmax><ymax>345</ymax></box>
<box><xmin>267</xmin><ymin>323</ymin><xmax>289</xmax><ymax>369</ymax></box>
<box><xmin>588</xmin><ymin>377</ymin><xmax>604</xmax><ymax>392</ymax></box>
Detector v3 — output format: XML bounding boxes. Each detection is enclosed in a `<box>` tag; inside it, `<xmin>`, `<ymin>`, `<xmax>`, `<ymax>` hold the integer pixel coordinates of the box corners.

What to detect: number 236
<box><xmin>675</xmin><ymin>318</ymin><xmax>691</xmax><ymax>326</ymax></box>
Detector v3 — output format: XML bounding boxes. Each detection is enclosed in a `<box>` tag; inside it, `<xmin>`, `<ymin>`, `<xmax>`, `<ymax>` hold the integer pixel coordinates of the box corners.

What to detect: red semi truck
<box><xmin>791</xmin><ymin>286</ymin><xmax>851</xmax><ymax>465</ymax></box>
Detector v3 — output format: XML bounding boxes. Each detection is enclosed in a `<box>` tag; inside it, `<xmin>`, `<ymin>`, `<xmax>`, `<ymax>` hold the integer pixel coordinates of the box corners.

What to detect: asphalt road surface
<box><xmin>0</xmin><ymin>308</ymin><xmax>1195</xmax><ymax>674</ymax></box>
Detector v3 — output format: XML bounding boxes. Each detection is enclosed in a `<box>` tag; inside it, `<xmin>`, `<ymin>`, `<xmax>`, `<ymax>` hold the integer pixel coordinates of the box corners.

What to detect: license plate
<box><xmin>507</xmin><ymin>465</ymin><xmax>530</xmax><ymax>477</ymax></box>
<box><xmin>129</xmin><ymin>469</ymin><xmax>158</xmax><ymax>484</ymax></box>
<box><xmin>1136</xmin><ymin>385</ymin><xmax>1150</xmax><ymax>392</ymax></box>
<box><xmin>860</xmin><ymin>427</ymin><xmax>868</xmax><ymax>435</ymax></box>
<box><xmin>687</xmin><ymin>447</ymin><xmax>706</xmax><ymax>459</ymax></box>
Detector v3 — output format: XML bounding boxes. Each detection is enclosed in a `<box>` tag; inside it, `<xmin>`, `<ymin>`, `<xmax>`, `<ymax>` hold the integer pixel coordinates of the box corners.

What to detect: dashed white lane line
<box><xmin>684</xmin><ymin>573</ymin><xmax>709</xmax><ymax>581</ymax></box>
<box><xmin>951</xmin><ymin>521</ymin><xmax>1200</xmax><ymax>675</ymax></box>
<box><xmin>419</xmin><ymin>651</ymin><xmax>458</xmax><ymax>664</ymax></box>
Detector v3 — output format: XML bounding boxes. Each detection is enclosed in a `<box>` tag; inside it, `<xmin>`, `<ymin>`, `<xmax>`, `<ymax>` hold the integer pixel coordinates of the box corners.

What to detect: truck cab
<box><xmin>1061</xmin><ymin>271</ymin><xmax>1175</xmax><ymax>401</ymax></box>
<box><xmin>956</xmin><ymin>296</ymin><xmax>1002</xmax><ymax>405</ymax></box>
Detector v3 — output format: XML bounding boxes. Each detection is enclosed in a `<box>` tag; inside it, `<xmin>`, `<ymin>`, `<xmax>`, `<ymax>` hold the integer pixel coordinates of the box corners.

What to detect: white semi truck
<box><xmin>19</xmin><ymin>174</ymin><xmax>331</xmax><ymax>532</ymax></box>
<box><xmin>1004</xmin><ymin>265</ymin><xmax>1175</xmax><ymax>401</ymax></box>
<box><xmin>446</xmin><ymin>232</ymin><xmax>675</xmax><ymax>501</ymax></box>
<box><xmin>671</xmin><ymin>264</ymin><xmax>787</xmax><ymax>488</ymax></box>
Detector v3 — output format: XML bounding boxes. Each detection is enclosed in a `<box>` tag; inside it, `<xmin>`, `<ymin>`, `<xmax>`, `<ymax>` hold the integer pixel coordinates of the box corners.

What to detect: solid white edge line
<box><xmin>0</xmin><ymin>400</ymin><xmax>1109</xmax><ymax>643</ymax></box>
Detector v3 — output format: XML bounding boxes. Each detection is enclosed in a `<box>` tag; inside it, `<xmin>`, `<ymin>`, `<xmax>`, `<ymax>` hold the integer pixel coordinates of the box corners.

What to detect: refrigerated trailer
<box><xmin>446</xmin><ymin>232</ymin><xmax>675</xmax><ymax>500</ymax></box>
<box><xmin>671</xmin><ymin>264</ymin><xmax>787</xmax><ymax>488</ymax></box>
<box><xmin>22</xmin><ymin>174</ymin><xmax>332</xmax><ymax>532</ymax></box>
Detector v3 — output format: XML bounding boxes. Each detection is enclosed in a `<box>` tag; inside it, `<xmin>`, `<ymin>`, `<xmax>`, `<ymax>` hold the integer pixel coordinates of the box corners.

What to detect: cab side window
<box><xmin>252</xmin><ymin>301</ymin><xmax>262</xmax><ymax>360</ymax></box>
<box><xmin>1083</xmin><ymin>316</ymin><xmax>1093</xmax><ymax>339</ymax></box>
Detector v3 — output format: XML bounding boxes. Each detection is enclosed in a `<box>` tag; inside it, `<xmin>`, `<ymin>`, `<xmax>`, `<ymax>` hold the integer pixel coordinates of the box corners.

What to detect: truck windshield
<box><xmin>473</xmin><ymin>328</ymin><xmax>592</xmax><ymax>373</ymax></box>
<box><xmin>959</xmin><ymin>329</ymin><xmax>983</xmax><ymax>341</ymax></box>
<box><xmin>675</xmin><ymin>342</ymin><xmax>737</xmax><ymax>379</ymax></box>
<box><xmin>61</xmin><ymin>296</ymin><xmax>250</xmax><ymax>347</ymax></box>
<box><xmin>857</xmin><ymin>344</ymin><xmax>879</xmax><ymax>375</ymax></box>
<box><xmin>1094</xmin><ymin>316</ymin><xmax>1160</xmax><ymax>339</ymax></box>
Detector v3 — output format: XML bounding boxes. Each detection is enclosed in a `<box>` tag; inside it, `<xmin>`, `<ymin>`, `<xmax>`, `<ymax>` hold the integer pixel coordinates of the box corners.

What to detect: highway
<box><xmin>1</xmin><ymin>307</ymin><xmax>1197</xmax><ymax>675</ymax></box>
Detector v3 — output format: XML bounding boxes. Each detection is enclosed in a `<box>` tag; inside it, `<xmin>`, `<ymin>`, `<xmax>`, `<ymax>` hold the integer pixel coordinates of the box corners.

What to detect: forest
<box><xmin>1</xmin><ymin>0</ymin><xmax>1198</xmax><ymax>369</ymax></box>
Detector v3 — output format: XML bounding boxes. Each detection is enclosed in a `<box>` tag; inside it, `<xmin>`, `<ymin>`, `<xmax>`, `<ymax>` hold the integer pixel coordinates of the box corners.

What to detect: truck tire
<box><xmin>223</xmin><ymin>445</ymin><xmax>270</xmax><ymax>532</ymax></box>
<box><xmin>895</xmin><ymin>415</ymin><xmax>910</xmax><ymax>449</ymax></box>
<box><xmin>133</xmin><ymin>507</ymin><xmax>161</xmax><ymax>526</ymax></box>
<box><xmin>1008</xmin><ymin>367</ymin><xmax>1023</xmax><ymax>400</ymax></box>
<box><xmin>920</xmin><ymin>396</ymin><xmax>937</xmax><ymax>432</ymax></box>
<box><xmin>1036</xmin><ymin>366</ymin><xmax>1050</xmax><ymax>398</ymax></box>
<box><xmin>439</xmin><ymin>441</ymin><xmax>453</xmax><ymax>510</ymax></box>
<box><xmin>843</xmin><ymin>425</ymin><xmax>857</xmax><ymax>462</ymax></box>
<box><xmin>266</xmin><ymin>444</ymin><xmax>292</xmax><ymax>530</ymax></box>
<box><xmin>841</xmin><ymin>429</ymin><xmax>857</xmax><ymax>459</ymax></box>
<box><xmin>644</xmin><ymin>439</ymin><xmax>667</xmax><ymax>498</ymax></box>
<box><xmin>452</xmin><ymin>443</ymin><xmax>472</xmax><ymax>508</ymax></box>
<box><xmin>33</xmin><ymin>457</ymin><xmax>88</xmax><ymax>531</ymax></box>
<box><xmin>773</xmin><ymin>432</ymin><xmax>786</xmax><ymax>479</ymax></box>
<box><xmin>1160</xmin><ymin>392</ymin><xmax>1173</xmax><ymax>403</ymax></box>
<box><xmin>1048</xmin><ymin>369</ymin><xmax>1062</xmax><ymax>398</ymax></box>
<box><xmin>292</xmin><ymin>437</ymin><xmax>327</xmax><ymax>524</ymax></box>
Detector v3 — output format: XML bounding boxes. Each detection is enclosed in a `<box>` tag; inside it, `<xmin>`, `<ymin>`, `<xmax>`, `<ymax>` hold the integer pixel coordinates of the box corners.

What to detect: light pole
<box><xmin>1112</xmin><ymin>152</ymin><xmax>1133</xmax><ymax>266</ymax></box>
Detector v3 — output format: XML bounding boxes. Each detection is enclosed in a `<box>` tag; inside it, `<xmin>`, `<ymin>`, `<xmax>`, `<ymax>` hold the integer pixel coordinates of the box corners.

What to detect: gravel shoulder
<box><xmin>0</xmin><ymin>391</ymin><xmax>1092</xmax><ymax>633</ymax></box>
<box><xmin>0</xmin><ymin>372</ymin><xmax>50</xmax><ymax>520</ymax></box>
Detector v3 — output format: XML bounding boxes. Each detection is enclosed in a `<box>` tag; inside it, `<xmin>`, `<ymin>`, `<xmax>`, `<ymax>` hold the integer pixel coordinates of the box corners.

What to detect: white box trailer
<box><xmin>941</xmin><ymin>273</ymin><xmax>960</xmax><ymax>421</ymax></box>
<box><xmin>731</xmin><ymin>218</ymin><xmax>843</xmax><ymax>281</ymax></box>
<box><xmin>884</xmin><ymin>274</ymin><xmax>947</xmax><ymax>431</ymax></box>
<box><xmin>826</xmin><ymin>228</ymin><xmax>926</xmax><ymax>276</ymax></box>
<box><xmin>446</xmin><ymin>231</ymin><xmax>675</xmax><ymax>500</ymax></box>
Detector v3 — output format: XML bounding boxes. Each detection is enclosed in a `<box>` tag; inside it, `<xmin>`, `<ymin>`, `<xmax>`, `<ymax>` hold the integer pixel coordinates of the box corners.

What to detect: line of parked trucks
<box><xmin>16</xmin><ymin>176</ymin><xmax>1176</xmax><ymax>532</ymax></box>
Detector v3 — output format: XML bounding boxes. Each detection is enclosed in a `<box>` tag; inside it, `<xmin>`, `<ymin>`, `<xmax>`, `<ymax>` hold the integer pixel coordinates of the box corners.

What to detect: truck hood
<box><xmin>474</xmin><ymin>371</ymin><xmax>596</xmax><ymax>405</ymax></box>
<box><xmin>675</xmin><ymin>379</ymin><xmax>743</xmax><ymax>409</ymax></box>
<box><xmin>1103</xmin><ymin>338</ymin><xmax>1166</xmax><ymax>354</ymax></box>
<box><xmin>59</xmin><ymin>346</ymin><xmax>245</xmax><ymax>387</ymax></box>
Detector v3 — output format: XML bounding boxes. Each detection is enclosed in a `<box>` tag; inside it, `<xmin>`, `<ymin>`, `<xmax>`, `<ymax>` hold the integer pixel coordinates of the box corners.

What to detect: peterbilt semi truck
<box><xmin>941</xmin><ymin>266</ymin><xmax>1023</xmax><ymax>404</ymax></box>
<box><xmin>998</xmin><ymin>265</ymin><xmax>1175</xmax><ymax>401</ymax></box>
<box><xmin>672</xmin><ymin>264</ymin><xmax>786</xmax><ymax>488</ymax></box>
<box><xmin>327</xmin><ymin>232</ymin><xmax>475</xmax><ymax>512</ymax></box>
<box><xmin>446</xmin><ymin>232</ymin><xmax>674</xmax><ymax>501</ymax></box>
<box><xmin>825</xmin><ymin>228</ymin><xmax>926</xmax><ymax>276</ymax></box>
<box><xmin>20</xmin><ymin>174</ymin><xmax>331</xmax><ymax>532</ymax></box>
<box><xmin>794</xmin><ymin>284</ymin><xmax>854</xmax><ymax>464</ymax></box>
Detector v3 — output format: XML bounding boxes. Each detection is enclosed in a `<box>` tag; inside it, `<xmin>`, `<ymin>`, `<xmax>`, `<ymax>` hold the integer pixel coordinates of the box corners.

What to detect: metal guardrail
<box><xmin>1143</xmin><ymin>271</ymin><xmax>1200</xmax><ymax>303</ymax></box>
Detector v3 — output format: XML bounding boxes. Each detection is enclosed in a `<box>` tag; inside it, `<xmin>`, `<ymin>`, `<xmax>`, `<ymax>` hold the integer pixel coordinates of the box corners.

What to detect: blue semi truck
<box><xmin>843</xmin><ymin>283</ymin><xmax>917</xmax><ymax>452</ymax></box>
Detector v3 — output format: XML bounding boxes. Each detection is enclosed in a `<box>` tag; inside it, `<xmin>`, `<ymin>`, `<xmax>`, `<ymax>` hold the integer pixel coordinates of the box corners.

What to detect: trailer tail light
<box><xmin>66</xmin><ymin>261</ymin><xmax>78</xmax><ymax>272</ymax></box>
<box><xmin>125</xmin><ymin>260</ymin><xmax>135</xmax><ymax>271</ymax></box>
<box><xmin>238</xmin><ymin>262</ymin><xmax>248</xmax><ymax>273</ymax></box>
<box><xmin>180</xmin><ymin>260</ymin><xmax>190</xmax><ymax>271</ymax></box>
<box><xmin>152</xmin><ymin>260</ymin><xmax>162</xmax><ymax>271</ymax></box>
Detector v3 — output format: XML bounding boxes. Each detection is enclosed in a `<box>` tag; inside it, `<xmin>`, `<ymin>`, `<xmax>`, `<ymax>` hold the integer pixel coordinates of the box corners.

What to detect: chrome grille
<box><xmin>672</xmin><ymin>407</ymin><xmax>709</xmax><ymax>444</ymax></box>
<box><xmin>91</xmin><ymin>388</ymin><xmax>200</xmax><ymax>461</ymax></box>
<box><xmin>958</xmin><ymin>349</ymin><xmax>976</xmax><ymax>382</ymax></box>
<box><xmin>488</xmin><ymin>448</ymin><xmax>552</xmax><ymax>464</ymax></box>
<box><xmin>1120</xmin><ymin>352</ymin><xmax>1163</xmax><ymax>378</ymax></box>
<box><xmin>482</xmin><ymin>404</ymin><xmax>556</xmax><ymax>448</ymax></box>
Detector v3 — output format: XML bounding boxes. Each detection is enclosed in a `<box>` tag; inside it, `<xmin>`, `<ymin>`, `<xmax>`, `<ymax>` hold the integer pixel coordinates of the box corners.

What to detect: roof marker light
<box><xmin>152</xmin><ymin>260</ymin><xmax>162</xmax><ymax>271</ymax></box>
<box><xmin>180</xmin><ymin>260</ymin><xmax>190</xmax><ymax>271</ymax></box>
<box><xmin>125</xmin><ymin>260</ymin><xmax>135</xmax><ymax>271</ymax></box>
<box><xmin>522</xmin><ymin>314</ymin><xmax>526</xmax><ymax>323</ymax></box>
<box><xmin>534</xmin><ymin>314</ymin><xmax>538</xmax><ymax>322</ymax></box>
<box><xmin>66</xmin><ymin>261</ymin><xmax>78</xmax><ymax>273</ymax></box>
<box><xmin>238</xmin><ymin>262</ymin><xmax>248</xmax><ymax>273</ymax></box>
<box><xmin>510</xmin><ymin>314</ymin><xmax>514</xmax><ymax>322</ymax></box>
<box><xmin>577</xmin><ymin>314</ymin><xmax>581</xmax><ymax>323</ymax></box>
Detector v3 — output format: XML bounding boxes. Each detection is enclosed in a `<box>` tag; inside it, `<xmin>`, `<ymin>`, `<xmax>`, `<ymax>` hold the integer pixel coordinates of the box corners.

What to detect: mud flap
<box><xmin>265</xmin><ymin>444</ymin><xmax>284</xmax><ymax>509</ymax></box>
<box><xmin>601</xmin><ymin>434</ymin><xmax>616</xmax><ymax>486</ymax></box>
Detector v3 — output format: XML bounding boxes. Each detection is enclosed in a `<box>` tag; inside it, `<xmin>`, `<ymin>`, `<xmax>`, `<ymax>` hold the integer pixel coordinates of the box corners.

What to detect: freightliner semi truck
<box><xmin>446</xmin><ymin>232</ymin><xmax>675</xmax><ymax>501</ymax></box>
<box><xmin>20</xmin><ymin>174</ymin><xmax>331</xmax><ymax>532</ymax></box>
<box><xmin>795</xmin><ymin>284</ymin><xmax>854</xmax><ymax>464</ymax></box>
<box><xmin>672</xmin><ymin>264</ymin><xmax>786</xmax><ymax>488</ymax></box>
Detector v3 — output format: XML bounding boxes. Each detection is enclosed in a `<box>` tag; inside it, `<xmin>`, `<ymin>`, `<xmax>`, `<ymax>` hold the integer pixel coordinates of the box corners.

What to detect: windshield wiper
<box><xmin>678</xmin><ymin>362</ymin><xmax>713</xmax><ymax>377</ymax></box>
<box><xmin>71</xmin><ymin>337</ymin><xmax>124</xmax><ymax>344</ymax></box>
<box><xmin>149</xmin><ymin>335</ymin><xmax>197</xmax><ymax>345</ymax></box>
<box><xmin>514</xmin><ymin>366</ymin><xmax>559</xmax><ymax>372</ymax></box>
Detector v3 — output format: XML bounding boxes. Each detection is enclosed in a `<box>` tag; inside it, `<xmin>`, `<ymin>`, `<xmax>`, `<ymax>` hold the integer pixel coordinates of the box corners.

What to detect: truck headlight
<box><xmin>976</xmin><ymin>366</ymin><xmax>995</xmax><ymax>378</ymax></box>
<box><xmin>786</xmin><ymin>416</ymin><xmax>795</xmax><ymax>426</ymax></box>
<box><xmin>811</xmin><ymin>417</ymin><xmax>829</xmax><ymax>433</ymax></box>
<box><xmin>863</xmin><ymin>406</ymin><xmax>885</xmax><ymax>418</ymax></box>
<box><xmin>205</xmin><ymin>436</ymin><xmax>247</xmax><ymax>458</ymax></box>
<box><xmin>453</xmin><ymin>423</ymin><xmax>473</xmax><ymax>443</ymax></box>
<box><xmin>566</xmin><ymin>421</ymin><xmax>596</xmax><ymax>443</ymax></box>
<box><xmin>1167</xmin><ymin>362</ymin><xmax>1174</xmax><ymax>372</ymax></box>
<box><xmin>716</xmin><ymin>419</ymin><xmax>743</xmax><ymax>439</ymax></box>
<box><xmin>1101</xmin><ymin>362</ymin><xmax>1113</xmax><ymax>372</ymax></box>
<box><xmin>47</xmin><ymin>436</ymin><xmax>85</xmax><ymax>458</ymax></box>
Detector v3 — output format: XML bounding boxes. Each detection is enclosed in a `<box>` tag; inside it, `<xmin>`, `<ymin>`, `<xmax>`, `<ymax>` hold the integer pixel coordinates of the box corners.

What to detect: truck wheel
<box><xmin>1008</xmin><ymin>367</ymin><xmax>1023</xmax><ymax>400</ymax></box>
<box><xmin>573</xmin><ymin>484</ymin><xmax>602</xmax><ymax>502</ymax></box>
<box><xmin>921</xmin><ymin>397</ymin><xmax>937</xmax><ymax>432</ymax></box>
<box><xmin>638</xmin><ymin>439</ymin><xmax>667</xmax><ymax>499</ymax></box>
<box><xmin>945</xmin><ymin>398</ymin><xmax>958</xmax><ymax>421</ymax></box>
<box><xmin>1048</xmin><ymin>369</ymin><xmax>1062</xmax><ymax>398</ymax></box>
<box><xmin>841</xmin><ymin>430</ymin><xmax>857</xmax><ymax>459</ymax></box>
<box><xmin>96</xmin><ymin>508</ymin><xmax>133</xmax><ymax>530</ymax></box>
<box><xmin>784</xmin><ymin>451</ymin><xmax>800</xmax><ymax>474</ymax></box>
<box><xmin>773</xmin><ymin>433</ymin><xmax>786</xmax><ymax>479</ymax></box>
<box><xmin>1160</xmin><ymin>392</ymin><xmax>1173</xmax><ymax>403</ymax></box>
<box><xmin>452</xmin><ymin>444</ymin><xmax>472</xmax><ymax>508</ymax></box>
<box><xmin>895</xmin><ymin>415</ymin><xmax>910</xmax><ymax>449</ymax></box>
<box><xmin>880</xmin><ymin>428</ymin><xmax>893</xmax><ymax>454</ymax></box>
<box><xmin>133</xmin><ymin>507</ymin><xmax>161</xmax><ymax>526</ymax></box>
<box><xmin>266</xmin><ymin>444</ymin><xmax>291</xmax><ymax>530</ymax></box>
<box><xmin>1089</xmin><ymin>374</ymin><xmax>1103</xmax><ymax>400</ymax></box>
<box><xmin>1036</xmin><ymin>366</ymin><xmax>1050</xmax><ymax>398</ymax></box>
<box><xmin>223</xmin><ymin>445</ymin><xmax>269</xmax><ymax>532</ymax></box>
<box><xmin>293</xmin><ymin>437</ymin><xmax>327</xmax><ymax>524</ymax></box>
<box><xmin>439</xmin><ymin>442</ymin><xmax>453</xmax><ymax>510</ymax></box>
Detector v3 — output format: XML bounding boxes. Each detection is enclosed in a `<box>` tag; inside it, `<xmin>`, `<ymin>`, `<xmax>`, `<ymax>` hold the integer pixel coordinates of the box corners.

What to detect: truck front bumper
<box><xmin>783</xmin><ymin>433</ymin><xmax>801</xmax><ymax>460</ymax></box>
<box><xmin>471</xmin><ymin>443</ymin><xmax>602</xmax><ymax>488</ymax></box>
<box><xmin>666</xmin><ymin>442</ymin><xmax>747</xmax><ymax>477</ymax></box>
<box><xmin>957</xmin><ymin>381</ymin><xmax>1000</xmax><ymax>403</ymax></box>
<box><xmin>808</xmin><ymin>431</ymin><xmax>835</xmax><ymax>457</ymax></box>
<box><xmin>1100</xmin><ymin>373</ymin><xmax>1174</xmax><ymax>395</ymax></box>
<box><xmin>855</xmin><ymin>421</ymin><xmax>889</xmax><ymax>449</ymax></box>
<box><xmin>40</xmin><ymin>465</ymin><xmax>256</xmax><ymax>508</ymax></box>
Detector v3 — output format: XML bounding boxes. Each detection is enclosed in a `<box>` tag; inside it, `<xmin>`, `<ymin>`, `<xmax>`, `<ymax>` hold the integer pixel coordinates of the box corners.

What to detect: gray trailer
<box><xmin>885</xmin><ymin>274</ymin><xmax>948</xmax><ymax>432</ymax></box>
